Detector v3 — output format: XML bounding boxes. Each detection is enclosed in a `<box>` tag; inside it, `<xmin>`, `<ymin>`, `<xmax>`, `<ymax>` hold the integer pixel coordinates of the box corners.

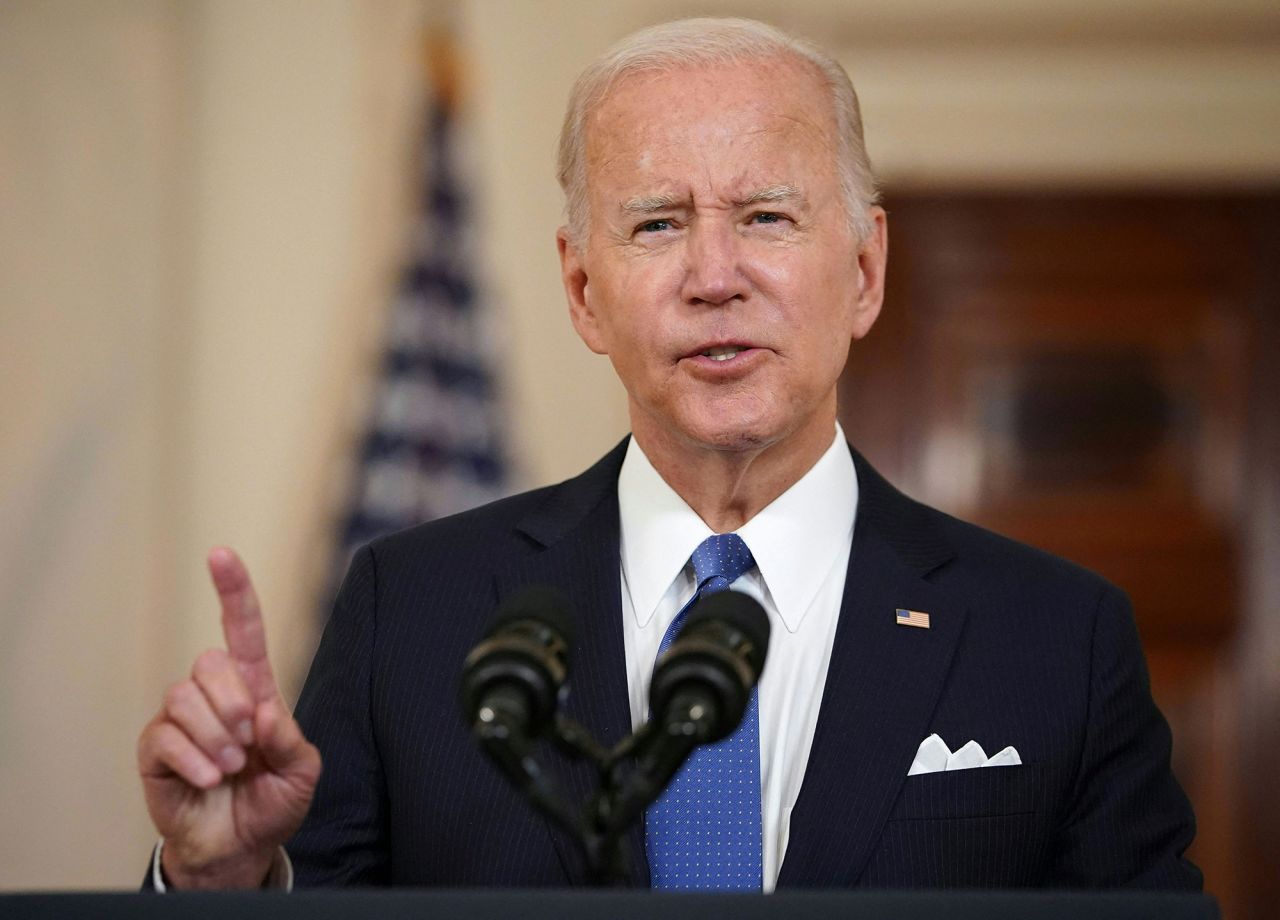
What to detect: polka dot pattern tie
<box><xmin>645</xmin><ymin>533</ymin><xmax>762</xmax><ymax>890</ymax></box>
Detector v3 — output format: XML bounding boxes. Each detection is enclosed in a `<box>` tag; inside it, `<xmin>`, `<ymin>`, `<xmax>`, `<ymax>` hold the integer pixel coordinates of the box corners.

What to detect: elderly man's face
<box><xmin>559</xmin><ymin>57</ymin><xmax>885</xmax><ymax>460</ymax></box>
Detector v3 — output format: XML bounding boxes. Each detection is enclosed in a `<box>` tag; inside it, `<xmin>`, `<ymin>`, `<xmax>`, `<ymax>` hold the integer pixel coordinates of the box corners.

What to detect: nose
<box><xmin>680</xmin><ymin>217</ymin><xmax>748</xmax><ymax>307</ymax></box>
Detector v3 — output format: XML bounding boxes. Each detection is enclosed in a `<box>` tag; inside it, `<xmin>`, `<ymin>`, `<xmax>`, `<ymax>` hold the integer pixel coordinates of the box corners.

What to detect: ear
<box><xmin>557</xmin><ymin>227</ymin><xmax>608</xmax><ymax>355</ymax></box>
<box><xmin>849</xmin><ymin>206</ymin><xmax>888</xmax><ymax>341</ymax></box>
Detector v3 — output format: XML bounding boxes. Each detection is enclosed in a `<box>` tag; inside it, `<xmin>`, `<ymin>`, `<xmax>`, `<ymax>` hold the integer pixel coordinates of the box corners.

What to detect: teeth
<box><xmin>702</xmin><ymin>345</ymin><xmax>746</xmax><ymax>361</ymax></box>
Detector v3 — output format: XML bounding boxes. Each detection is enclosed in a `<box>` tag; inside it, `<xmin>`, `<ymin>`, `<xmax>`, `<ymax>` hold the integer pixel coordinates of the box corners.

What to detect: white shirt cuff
<box><xmin>152</xmin><ymin>839</ymin><xmax>293</xmax><ymax>891</ymax></box>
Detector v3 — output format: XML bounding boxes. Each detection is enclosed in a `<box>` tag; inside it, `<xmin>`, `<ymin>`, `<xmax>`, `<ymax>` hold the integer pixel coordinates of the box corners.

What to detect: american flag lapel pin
<box><xmin>896</xmin><ymin>608</ymin><xmax>931</xmax><ymax>629</ymax></box>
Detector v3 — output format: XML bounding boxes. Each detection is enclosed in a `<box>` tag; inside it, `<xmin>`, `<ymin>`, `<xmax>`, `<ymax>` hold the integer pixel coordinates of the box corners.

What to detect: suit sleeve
<box><xmin>287</xmin><ymin>545</ymin><xmax>390</xmax><ymax>885</ymax></box>
<box><xmin>1046</xmin><ymin>584</ymin><xmax>1202</xmax><ymax>889</ymax></box>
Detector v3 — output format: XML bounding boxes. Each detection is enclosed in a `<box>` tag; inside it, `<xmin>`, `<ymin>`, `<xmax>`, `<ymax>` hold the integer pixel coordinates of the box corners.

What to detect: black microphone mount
<box><xmin>462</xmin><ymin>586</ymin><xmax>771</xmax><ymax>886</ymax></box>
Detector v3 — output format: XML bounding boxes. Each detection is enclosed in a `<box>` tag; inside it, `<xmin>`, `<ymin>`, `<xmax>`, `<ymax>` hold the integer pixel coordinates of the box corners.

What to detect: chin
<box><xmin>634</xmin><ymin>393</ymin><xmax>805</xmax><ymax>456</ymax></box>
<box><xmin>677</xmin><ymin>413</ymin><xmax>783</xmax><ymax>454</ymax></box>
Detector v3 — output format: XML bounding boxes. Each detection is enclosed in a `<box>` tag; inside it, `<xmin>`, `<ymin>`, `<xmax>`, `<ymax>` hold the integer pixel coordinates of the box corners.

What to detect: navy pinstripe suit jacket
<box><xmin>286</xmin><ymin>439</ymin><xmax>1201</xmax><ymax>889</ymax></box>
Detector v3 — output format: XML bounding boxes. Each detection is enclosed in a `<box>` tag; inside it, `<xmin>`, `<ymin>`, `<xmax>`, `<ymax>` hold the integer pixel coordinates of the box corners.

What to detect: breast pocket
<box><xmin>863</xmin><ymin>765</ymin><xmax>1051</xmax><ymax>887</ymax></box>
<box><xmin>887</xmin><ymin>763</ymin><xmax>1043</xmax><ymax>821</ymax></box>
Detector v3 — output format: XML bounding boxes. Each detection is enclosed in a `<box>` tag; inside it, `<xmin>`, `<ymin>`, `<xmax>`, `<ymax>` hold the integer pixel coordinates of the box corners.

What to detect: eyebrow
<box><xmin>619</xmin><ymin>185</ymin><xmax>804</xmax><ymax>215</ymax></box>
<box><xmin>733</xmin><ymin>184</ymin><xmax>802</xmax><ymax>207</ymax></box>
<box><xmin>621</xmin><ymin>195</ymin><xmax>680</xmax><ymax>214</ymax></box>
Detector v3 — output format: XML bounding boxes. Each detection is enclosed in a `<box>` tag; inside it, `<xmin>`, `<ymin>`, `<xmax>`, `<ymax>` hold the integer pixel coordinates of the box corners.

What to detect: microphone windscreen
<box><xmin>682</xmin><ymin>590</ymin><xmax>770</xmax><ymax>656</ymax></box>
<box><xmin>487</xmin><ymin>585</ymin><xmax>574</xmax><ymax>645</ymax></box>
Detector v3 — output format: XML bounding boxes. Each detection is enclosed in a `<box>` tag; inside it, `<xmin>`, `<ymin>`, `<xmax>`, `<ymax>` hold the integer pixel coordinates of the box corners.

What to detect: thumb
<box><xmin>255</xmin><ymin>698</ymin><xmax>321</xmax><ymax>786</ymax></box>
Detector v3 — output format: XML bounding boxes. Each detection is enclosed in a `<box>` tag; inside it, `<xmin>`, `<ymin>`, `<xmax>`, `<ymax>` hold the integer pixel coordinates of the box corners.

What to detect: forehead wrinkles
<box><xmin>588</xmin><ymin>98</ymin><xmax>834</xmax><ymax>206</ymax></box>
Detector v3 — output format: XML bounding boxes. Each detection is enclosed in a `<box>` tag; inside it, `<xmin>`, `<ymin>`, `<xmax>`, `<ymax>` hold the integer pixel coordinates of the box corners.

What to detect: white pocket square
<box><xmin>907</xmin><ymin>733</ymin><xmax>1022</xmax><ymax>775</ymax></box>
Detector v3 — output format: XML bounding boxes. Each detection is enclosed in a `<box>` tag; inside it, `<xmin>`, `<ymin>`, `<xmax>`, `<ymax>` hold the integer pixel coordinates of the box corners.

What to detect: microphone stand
<box><xmin>472</xmin><ymin>691</ymin><xmax>585</xmax><ymax>843</ymax></box>
<box><xmin>473</xmin><ymin>697</ymin><xmax>717</xmax><ymax>886</ymax></box>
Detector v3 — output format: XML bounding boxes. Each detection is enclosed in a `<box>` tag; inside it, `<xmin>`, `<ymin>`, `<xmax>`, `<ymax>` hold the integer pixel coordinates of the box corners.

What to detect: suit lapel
<box><xmin>777</xmin><ymin>450</ymin><xmax>968</xmax><ymax>887</ymax></box>
<box><xmin>493</xmin><ymin>439</ymin><xmax>650</xmax><ymax>886</ymax></box>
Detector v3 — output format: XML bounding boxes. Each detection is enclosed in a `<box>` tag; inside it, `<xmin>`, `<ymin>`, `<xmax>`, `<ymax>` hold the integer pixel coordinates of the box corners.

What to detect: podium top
<box><xmin>0</xmin><ymin>889</ymin><xmax>1218</xmax><ymax>920</ymax></box>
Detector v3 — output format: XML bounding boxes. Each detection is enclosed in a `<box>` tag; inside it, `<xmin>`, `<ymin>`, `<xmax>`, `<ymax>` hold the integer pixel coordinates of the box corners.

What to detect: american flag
<box><xmin>896</xmin><ymin>608</ymin><xmax>931</xmax><ymax>629</ymax></box>
<box><xmin>327</xmin><ymin>80</ymin><xmax>511</xmax><ymax>590</ymax></box>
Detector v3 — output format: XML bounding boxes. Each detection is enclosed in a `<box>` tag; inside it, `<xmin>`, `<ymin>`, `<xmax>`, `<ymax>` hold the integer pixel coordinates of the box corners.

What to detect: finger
<box><xmin>191</xmin><ymin>648</ymin><xmax>256</xmax><ymax>746</ymax></box>
<box><xmin>138</xmin><ymin>719</ymin><xmax>223</xmax><ymax>790</ymax></box>
<box><xmin>207</xmin><ymin>546</ymin><xmax>278</xmax><ymax>703</ymax></box>
<box><xmin>255</xmin><ymin>698</ymin><xmax>321</xmax><ymax>784</ymax></box>
<box><xmin>162</xmin><ymin>680</ymin><xmax>247</xmax><ymax>775</ymax></box>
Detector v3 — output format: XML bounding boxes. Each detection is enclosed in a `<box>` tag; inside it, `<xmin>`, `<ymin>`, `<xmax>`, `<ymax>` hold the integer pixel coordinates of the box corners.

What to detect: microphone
<box><xmin>599</xmin><ymin>590</ymin><xmax>771</xmax><ymax>837</ymax></box>
<box><xmin>650</xmin><ymin>590</ymin><xmax>771</xmax><ymax>743</ymax></box>
<box><xmin>460</xmin><ymin>586</ymin><xmax>574</xmax><ymax>738</ymax></box>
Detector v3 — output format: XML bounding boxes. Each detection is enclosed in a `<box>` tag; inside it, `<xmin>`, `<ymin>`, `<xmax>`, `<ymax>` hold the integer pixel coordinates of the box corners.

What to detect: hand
<box><xmin>137</xmin><ymin>547</ymin><xmax>322</xmax><ymax>889</ymax></box>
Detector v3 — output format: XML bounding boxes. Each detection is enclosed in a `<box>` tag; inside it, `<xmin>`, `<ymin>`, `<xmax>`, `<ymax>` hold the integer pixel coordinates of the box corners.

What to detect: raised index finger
<box><xmin>207</xmin><ymin>546</ymin><xmax>278</xmax><ymax>703</ymax></box>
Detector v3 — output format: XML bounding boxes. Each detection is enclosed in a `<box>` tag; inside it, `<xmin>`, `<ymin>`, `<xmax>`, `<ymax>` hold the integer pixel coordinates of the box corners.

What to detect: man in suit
<box><xmin>136</xmin><ymin>17</ymin><xmax>1201</xmax><ymax>891</ymax></box>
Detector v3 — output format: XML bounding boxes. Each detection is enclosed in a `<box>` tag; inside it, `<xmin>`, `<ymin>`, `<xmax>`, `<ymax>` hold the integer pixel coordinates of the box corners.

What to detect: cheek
<box><xmin>598</xmin><ymin>264</ymin><xmax>679</xmax><ymax>341</ymax></box>
<box><xmin>747</xmin><ymin>253</ymin><xmax>796</xmax><ymax>295</ymax></box>
<box><xmin>755</xmin><ymin>255</ymin><xmax>853</xmax><ymax>333</ymax></box>
<box><xmin>813</xmin><ymin>257</ymin><xmax>862</xmax><ymax>330</ymax></box>
<box><xmin>786</xmin><ymin>261</ymin><xmax>862</xmax><ymax>378</ymax></box>
<box><xmin>753</xmin><ymin>245</ymin><xmax>848</xmax><ymax>302</ymax></box>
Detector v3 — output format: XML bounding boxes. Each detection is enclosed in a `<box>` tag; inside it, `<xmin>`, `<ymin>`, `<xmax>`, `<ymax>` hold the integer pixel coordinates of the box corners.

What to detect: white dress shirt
<box><xmin>618</xmin><ymin>425</ymin><xmax>857</xmax><ymax>891</ymax></box>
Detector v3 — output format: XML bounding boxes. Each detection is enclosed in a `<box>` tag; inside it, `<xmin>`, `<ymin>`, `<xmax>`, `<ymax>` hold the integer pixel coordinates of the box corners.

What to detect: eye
<box><xmin>636</xmin><ymin>218</ymin><xmax>673</xmax><ymax>234</ymax></box>
<box><xmin>750</xmin><ymin>211</ymin><xmax>785</xmax><ymax>225</ymax></box>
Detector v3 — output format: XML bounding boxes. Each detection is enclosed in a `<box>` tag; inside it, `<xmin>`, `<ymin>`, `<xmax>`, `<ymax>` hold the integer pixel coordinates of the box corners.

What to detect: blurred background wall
<box><xmin>1</xmin><ymin>0</ymin><xmax>1276</xmax><ymax>911</ymax></box>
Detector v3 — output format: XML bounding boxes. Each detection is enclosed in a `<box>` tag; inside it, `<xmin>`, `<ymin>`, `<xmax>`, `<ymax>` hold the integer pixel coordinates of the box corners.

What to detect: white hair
<box><xmin>556</xmin><ymin>17</ymin><xmax>880</xmax><ymax>247</ymax></box>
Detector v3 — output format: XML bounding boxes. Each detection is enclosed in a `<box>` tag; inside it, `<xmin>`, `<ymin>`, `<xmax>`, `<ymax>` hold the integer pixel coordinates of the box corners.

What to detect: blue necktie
<box><xmin>645</xmin><ymin>533</ymin><xmax>762</xmax><ymax>890</ymax></box>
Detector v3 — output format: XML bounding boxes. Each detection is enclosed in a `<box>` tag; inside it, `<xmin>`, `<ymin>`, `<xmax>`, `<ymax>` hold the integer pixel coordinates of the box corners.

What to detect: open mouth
<box><xmin>700</xmin><ymin>345</ymin><xmax>749</xmax><ymax>362</ymax></box>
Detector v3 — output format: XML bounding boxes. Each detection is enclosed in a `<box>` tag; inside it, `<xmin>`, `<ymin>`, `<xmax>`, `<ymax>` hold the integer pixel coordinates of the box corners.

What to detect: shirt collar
<box><xmin>618</xmin><ymin>440</ymin><xmax>713</xmax><ymax>628</ymax></box>
<box><xmin>618</xmin><ymin>425</ymin><xmax>858</xmax><ymax>632</ymax></box>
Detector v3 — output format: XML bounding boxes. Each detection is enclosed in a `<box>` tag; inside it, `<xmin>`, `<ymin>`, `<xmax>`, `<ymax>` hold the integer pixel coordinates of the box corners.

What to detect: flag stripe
<box><xmin>896</xmin><ymin>608</ymin><xmax>931</xmax><ymax>629</ymax></box>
